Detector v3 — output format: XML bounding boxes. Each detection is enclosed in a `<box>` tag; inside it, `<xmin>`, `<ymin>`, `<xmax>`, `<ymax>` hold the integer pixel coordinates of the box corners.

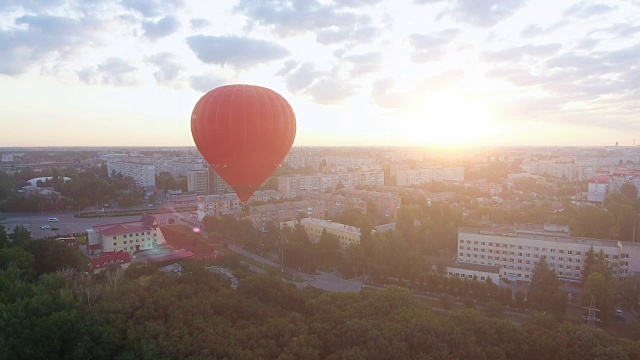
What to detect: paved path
<box><xmin>227</xmin><ymin>244</ymin><xmax>365</xmax><ymax>292</ymax></box>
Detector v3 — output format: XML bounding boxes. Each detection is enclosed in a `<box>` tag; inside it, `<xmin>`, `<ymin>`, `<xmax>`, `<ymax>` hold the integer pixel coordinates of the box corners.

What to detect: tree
<box><xmin>9</xmin><ymin>225</ymin><xmax>31</xmax><ymax>245</ymax></box>
<box><xmin>582</xmin><ymin>271</ymin><xmax>616</xmax><ymax>322</ymax></box>
<box><xmin>583</xmin><ymin>246</ymin><xmax>597</xmax><ymax>280</ymax></box>
<box><xmin>528</xmin><ymin>258</ymin><xmax>566</xmax><ymax>317</ymax></box>
<box><xmin>621</xmin><ymin>182</ymin><xmax>638</xmax><ymax>199</ymax></box>
<box><xmin>0</xmin><ymin>224</ymin><xmax>7</xmax><ymax>248</ymax></box>
<box><xmin>26</xmin><ymin>240</ymin><xmax>86</xmax><ymax>275</ymax></box>
<box><xmin>619</xmin><ymin>275</ymin><xmax>640</xmax><ymax>310</ymax></box>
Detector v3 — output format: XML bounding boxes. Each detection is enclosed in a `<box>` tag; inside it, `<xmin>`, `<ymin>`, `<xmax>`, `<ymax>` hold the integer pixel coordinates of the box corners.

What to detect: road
<box><xmin>0</xmin><ymin>212</ymin><xmax>144</xmax><ymax>239</ymax></box>
<box><xmin>227</xmin><ymin>244</ymin><xmax>365</xmax><ymax>292</ymax></box>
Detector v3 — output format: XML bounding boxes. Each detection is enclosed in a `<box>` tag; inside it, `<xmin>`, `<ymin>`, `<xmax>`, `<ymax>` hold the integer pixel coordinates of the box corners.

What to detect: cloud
<box><xmin>190</xmin><ymin>18</ymin><xmax>211</xmax><ymax>31</ymax></box>
<box><xmin>0</xmin><ymin>14</ymin><xmax>105</xmax><ymax>75</ymax></box>
<box><xmin>481</xmin><ymin>43</ymin><xmax>562</xmax><ymax>63</ymax></box>
<box><xmin>234</xmin><ymin>0</ymin><xmax>381</xmax><ymax>44</ymax></box>
<box><xmin>416</xmin><ymin>0</ymin><xmax>527</xmax><ymax>27</ymax></box>
<box><xmin>142</xmin><ymin>15</ymin><xmax>180</xmax><ymax>40</ymax></box>
<box><xmin>520</xmin><ymin>21</ymin><xmax>569</xmax><ymax>38</ymax></box>
<box><xmin>372</xmin><ymin>70</ymin><xmax>464</xmax><ymax>109</ymax></box>
<box><xmin>563</xmin><ymin>1</ymin><xmax>617</xmax><ymax>18</ymax></box>
<box><xmin>189</xmin><ymin>74</ymin><xmax>226</xmax><ymax>93</ymax></box>
<box><xmin>409</xmin><ymin>28</ymin><xmax>459</xmax><ymax>63</ymax></box>
<box><xmin>276</xmin><ymin>62</ymin><xmax>358</xmax><ymax>104</ymax></box>
<box><xmin>0</xmin><ymin>0</ymin><xmax>65</xmax><ymax>12</ymax></box>
<box><xmin>341</xmin><ymin>51</ymin><xmax>383</xmax><ymax>76</ymax></box>
<box><xmin>146</xmin><ymin>52</ymin><xmax>184</xmax><ymax>85</ymax></box>
<box><xmin>186</xmin><ymin>35</ymin><xmax>289</xmax><ymax>68</ymax></box>
<box><xmin>78</xmin><ymin>57</ymin><xmax>139</xmax><ymax>86</ymax></box>
<box><xmin>121</xmin><ymin>0</ymin><xmax>184</xmax><ymax>18</ymax></box>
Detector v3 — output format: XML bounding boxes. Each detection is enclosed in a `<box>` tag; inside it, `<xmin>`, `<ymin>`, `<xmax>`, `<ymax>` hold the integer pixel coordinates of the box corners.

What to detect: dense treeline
<box><xmin>0</xmin><ymin>166</ymin><xmax>145</xmax><ymax>212</ymax></box>
<box><xmin>2</xmin><ymin>257</ymin><xmax>640</xmax><ymax>359</ymax></box>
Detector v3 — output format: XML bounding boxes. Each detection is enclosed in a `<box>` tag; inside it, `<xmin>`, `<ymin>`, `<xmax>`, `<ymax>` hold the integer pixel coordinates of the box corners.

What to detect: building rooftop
<box><xmin>458</xmin><ymin>226</ymin><xmax>640</xmax><ymax>248</ymax></box>
<box><xmin>90</xmin><ymin>251</ymin><xmax>132</xmax><ymax>270</ymax></box>
<box><xmin>292</xmin><ymin>218</ymin><xmax>361</xmax><ymax>235</ymax></box>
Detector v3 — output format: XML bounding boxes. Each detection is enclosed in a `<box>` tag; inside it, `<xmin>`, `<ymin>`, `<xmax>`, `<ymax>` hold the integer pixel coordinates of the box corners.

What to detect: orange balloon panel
<box><xmin>191</xmin><ymin>85</ymin><xmax>296</xmax><ymax>202</ymax></box>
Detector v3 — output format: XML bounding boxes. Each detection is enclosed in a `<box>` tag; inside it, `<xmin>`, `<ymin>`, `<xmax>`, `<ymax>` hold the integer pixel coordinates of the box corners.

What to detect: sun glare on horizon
<box><xmin>403</xmin><ymin>94</ymin><xmax>493</xmax><ymax>147</ymax></box>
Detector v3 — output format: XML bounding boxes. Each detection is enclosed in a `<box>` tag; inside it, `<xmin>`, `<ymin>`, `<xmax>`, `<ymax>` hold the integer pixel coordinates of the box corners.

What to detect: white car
<box><xmin>40</xmin><ymin>225</ymin><xmax>50</xmax><ymax>230</ymax></box>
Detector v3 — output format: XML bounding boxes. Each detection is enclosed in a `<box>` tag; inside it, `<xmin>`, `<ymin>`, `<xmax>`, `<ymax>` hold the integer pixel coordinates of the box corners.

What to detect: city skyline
<box><xmin>2</xmin><ymin>0</ymin><xmax>640</xmax><ymax>147</ymax></box>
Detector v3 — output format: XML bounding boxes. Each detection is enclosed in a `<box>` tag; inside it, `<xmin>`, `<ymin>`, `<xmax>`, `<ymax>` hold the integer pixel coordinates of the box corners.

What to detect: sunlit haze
<box><xmin>2</xmin><ymin>0</ymin><xmax>639</xmax><ymax>147</ymax></box>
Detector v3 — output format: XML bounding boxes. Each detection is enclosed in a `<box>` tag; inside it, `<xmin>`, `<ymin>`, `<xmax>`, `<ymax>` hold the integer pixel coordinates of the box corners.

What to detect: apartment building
<box><xmin>86</xmin><ymin>214</ymin><xmax>166</xmax><ymax>255</ymax></box>
<box><xmin>283</xmin><ymin>218</ymin><xmax>361</xmax><ymax>248</ymax></box>
<box><xmin>395</xmin><ymin>166</ymin><xmax>464</xmax><ymax>186</ymax></box>
<box><xmin>187</xmin><ymin>169</ymin><xmax>209</xmax><ymax>195</ymax></box>
<box><xmin>278</xmin><ymin>171</ymin><xmax>384</xmax><ymax>198</ymax></box>
<box><xmin>457</xmin><ymin>224</ymin><xmax>640</xmax><ymax>284</ymax></box>
<box><xmin>340</xmin><ymin>188</ymin><xmax>402</xmax><ymax>221</ymax></box>
<box><xmin>248</xmin><ymin>200</ymin><xmax>326</xmax><ymax>229</ymax></box>
<box><xmin>107</xmin><ymin>161</ymin><xmax>156</xmax><ymax>187</ymax></box>
<box><xmin>197</xmin><ymin>194</ymin><xmax>244</xmax><ymax>219</ymax></box>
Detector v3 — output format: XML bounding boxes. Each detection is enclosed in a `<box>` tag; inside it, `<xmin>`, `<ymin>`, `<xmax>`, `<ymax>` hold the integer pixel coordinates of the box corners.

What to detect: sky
<box><xmin>1</xmin><ymin>0</ymin><xmax>640</xmax><ymax>148</ymax></box>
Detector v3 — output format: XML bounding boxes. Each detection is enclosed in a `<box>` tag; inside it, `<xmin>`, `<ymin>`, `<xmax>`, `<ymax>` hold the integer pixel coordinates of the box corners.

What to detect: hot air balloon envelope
<box><xmin>191</xmin><ymin>84</ymin><xmax>296</xmax><ymax>202</ymax></box>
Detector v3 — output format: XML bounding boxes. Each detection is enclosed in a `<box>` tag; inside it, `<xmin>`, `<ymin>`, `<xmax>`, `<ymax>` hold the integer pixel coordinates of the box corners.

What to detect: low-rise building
<box><xmin>445</xmin><ymin>262</ymin><xmax>500</xmax><ymax>284</ymax></box>
<box><xmin>197</xmin><ymin>194</ymin><xmax>244</xmax><ymax>219</ymax></box>
<box><xmin>90</xmin><ymin>251</ymin><xmax>132</xmax><ymax>273</ymax></box>
<box><xmin>278</xmin><ymin>171</ymin><xmax>384</xmax><ymax>198</ymax></box>
<box><xmin>283</xmin><ymin>218</ymin><xmax>361</xmax><ymax>248</ymax></box>
<box><xmin>248</xmin><ymin>200</ymin><xmax>326</xmax><ymax>229</ymax></box>
<box><xmin>86</xmin><ymin>214</ymin><xmax>166</xmax><ymax>255</ymax></box>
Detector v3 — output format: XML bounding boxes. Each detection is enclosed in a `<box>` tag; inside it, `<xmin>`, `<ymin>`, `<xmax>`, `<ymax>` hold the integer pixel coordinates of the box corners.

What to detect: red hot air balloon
<box><xmin>191</xmin><ymin>84</ymin><xmax>296</xmax><ymax>202</ymax></box>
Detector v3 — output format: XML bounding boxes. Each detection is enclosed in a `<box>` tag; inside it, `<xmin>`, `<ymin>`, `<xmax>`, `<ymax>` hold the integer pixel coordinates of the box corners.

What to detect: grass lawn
<box><xmin>75</xmin><ymin>235</ymin><xmax>87</xmax><ymax>245</ymax></box>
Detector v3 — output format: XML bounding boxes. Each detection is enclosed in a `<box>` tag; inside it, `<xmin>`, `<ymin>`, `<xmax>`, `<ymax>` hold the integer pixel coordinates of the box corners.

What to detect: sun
<box><xmin>403</xmin><ymin>94</ymin><xmax>493</xmax><ymax>147</ymax></box>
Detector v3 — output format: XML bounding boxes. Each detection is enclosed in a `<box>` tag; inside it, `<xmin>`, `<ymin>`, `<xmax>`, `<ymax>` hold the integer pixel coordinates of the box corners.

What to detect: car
<box><xmin>616</xmin><ymin>309</ymin><xmax>623</xmax><ymax>318</ymax></box>
<box><xmin>48</xmin><ymin>217</ymin><xmax>59</xmax><ymax>222</ymax></box>
<box><xmin>40</xmin><ymin>225</ymin><xmax>50</xmax><ymax>230</ymax></box>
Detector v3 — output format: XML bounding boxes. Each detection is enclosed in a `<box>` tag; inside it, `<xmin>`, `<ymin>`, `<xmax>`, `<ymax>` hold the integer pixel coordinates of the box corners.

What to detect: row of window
<box><xmin>112</xmin><ymin>231</ymin><xmax>152</xmax><ymax>239</ymax></box>
<box><xmin>460</xmin><ymin>240</ymin><xmax>623</xmax><ymax>260</ymax></box>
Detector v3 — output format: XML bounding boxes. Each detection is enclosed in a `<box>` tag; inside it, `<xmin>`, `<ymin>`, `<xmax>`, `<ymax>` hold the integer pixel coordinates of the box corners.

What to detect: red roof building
<box><xmin>90</xmin><ymin>251</ymin><xmax>132</xmax><ymax>273</ymax></box>
<box><xmin>86</xmin><ymin>214</ymin><xmax>166</xmax><ymax>255</ymax></box>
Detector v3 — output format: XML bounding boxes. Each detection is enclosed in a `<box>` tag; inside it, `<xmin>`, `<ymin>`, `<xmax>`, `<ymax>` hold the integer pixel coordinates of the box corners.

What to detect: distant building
<box><xmin>395</xmin><ymin>166</ymin><xmax>464</xmax><ymax>186</ymax></box>
<box><xmin>339</xmin><ymin>189</ymin><xmax>401</xmax><ymax>221</ymax></box>
<box><xmin>278</xmin><ymin>171</ymin><xmax>384</xmax><ymax>198</ymax></box>
<box><xmin>197</xmin><ymin>194</ymin><xmax>244</xmax><ymax>219</ymax></box>
<box><xmin>86</xmin><ymin>214</ymin><xmax>166</xmax><ymax>255</ymax></box>
<box><xmin>248</xmin><ymin>200</ymin><xmax>326</xmax><ymax>229</ymax></box>
<box><xmin>187</xmin><ymin>169</ymin><xmax>208</xmax><ymax>195</ymax></box>
<box><xmin>107</xmin><ymin>161</ymin><xmax>156</xmax><ymax>187</ymax></box>
<box><xmin>283</xmin><ymin>218</ymin><xmax>361</xmax><ymax>248</ymax></box>
<box><xmin>587</xmin><ymin>176</ymin><xmax>609</xmax><ymax>203</ymax></box>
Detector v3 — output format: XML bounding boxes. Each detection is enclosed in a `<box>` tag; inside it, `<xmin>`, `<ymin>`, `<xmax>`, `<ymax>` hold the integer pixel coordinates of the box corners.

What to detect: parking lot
<box><xmin>0</xmin><ymin>212</ymin><xmax>144</xmax><ymax>239</ymax></box>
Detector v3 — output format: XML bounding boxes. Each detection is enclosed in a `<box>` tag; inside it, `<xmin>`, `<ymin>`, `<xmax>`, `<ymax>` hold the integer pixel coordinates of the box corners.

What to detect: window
<box><xmin>577</xmin><ymin>251</ymin><xmax>582</xmax><ymax>256</ymax></box>
<box><xmin>113</xmin><ymin>236</ymin><xmax>116</xmax><ymax>239</ymax></box>
<box><xmin>113</xmin><ymin>242</ymin><xmax>117</xmax><ymax>246</ymax></box>
<box><xmin>559</xmin><ymin>250</ymin><xmax>564</xmax><ymax>254</ymax></box>
<box><xmin>568</xmin><ymin>251</ymin><xmax>573</xmax><ymax>255</ymax></box>
<box><xmin>518</xmin><ymin>252</ymin><xmax>522</xmax><ymax>256</ymax></box>
<box><xmin>518</xmin><ymin>246</ymin><xmax>523</xmax><ymax>249</ymax></box>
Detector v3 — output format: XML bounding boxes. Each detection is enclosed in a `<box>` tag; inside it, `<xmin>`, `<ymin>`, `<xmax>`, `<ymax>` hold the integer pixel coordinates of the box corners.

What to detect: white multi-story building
<box><xmin>457</xmin><ymin>224</ymin><xmax>640</xmax><ymax>284</ymax></box>
<box><xmin>107</xmin><ymin>161</ymin><xmax>156</xmax><ymax>187</ymax></box>
<box><xmin>395</xmin><ymin>166</ymin><xmax>464</xmax><ymax>186</ymax></box>
<box><xmin>282</xmin><ymin>218</ymin><xmax>361</xmax><ymax>248</ymax></box>
<box><xmin>278</xmin><ymin>171</ymin><xmax>384</xmax><ymax>198</ymax></box>
<box><xmin>587</xmin><ymin>176</ymin><xmax>609</xmax><ymax>203</ymax></box>
<box><xmin>187</xmin><ymin>169</ymin><xmax>208</xmax><ymax>195</ymax></box>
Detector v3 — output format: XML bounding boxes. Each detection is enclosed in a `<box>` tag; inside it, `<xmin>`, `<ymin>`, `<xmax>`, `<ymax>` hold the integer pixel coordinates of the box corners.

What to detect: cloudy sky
<box><xmin>1</xmin><ymin>0</ymin><xmax>639</xmax><ymax>148</ymax></box>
